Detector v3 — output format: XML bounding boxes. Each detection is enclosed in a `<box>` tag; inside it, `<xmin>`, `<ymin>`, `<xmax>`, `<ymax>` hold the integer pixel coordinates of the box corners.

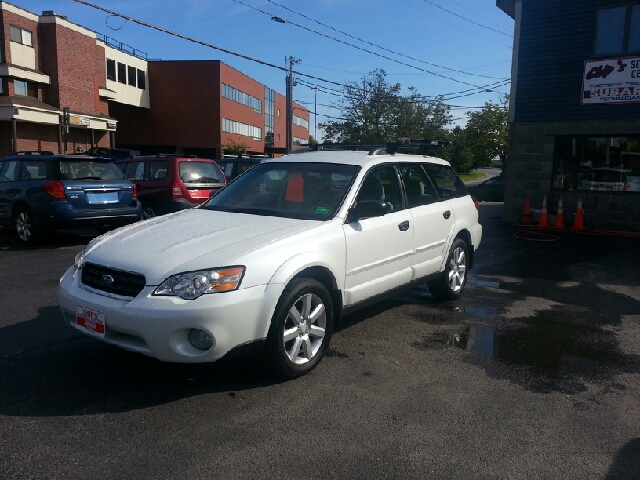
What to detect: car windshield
<box><xmin>179</xmin><ymin>161</ymin><xmax>224</xmax><ymax>184</ymax></box>
<box><xmin>56</xmin><ymin>160</ymin><xmax>126</xmax><ymax>180</ymax></box>
<box><xmin>203</xmin><ymin>162</ymin><xmax>360</xmax><ymax>220</ymax></box>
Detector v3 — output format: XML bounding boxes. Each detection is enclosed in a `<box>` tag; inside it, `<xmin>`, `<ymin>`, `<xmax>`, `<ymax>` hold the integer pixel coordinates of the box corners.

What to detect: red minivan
<box><xmin>115</xmin><ymin>155</ymin><xmax>226</xmax><ymax>218</ymax></box>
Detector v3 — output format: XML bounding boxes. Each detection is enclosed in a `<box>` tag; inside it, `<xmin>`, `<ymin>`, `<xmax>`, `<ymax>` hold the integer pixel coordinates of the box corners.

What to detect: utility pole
<box><xmin>285</xmin><ymin>56</ymin><xmax>301</xmax><ymax>154</ymax></box>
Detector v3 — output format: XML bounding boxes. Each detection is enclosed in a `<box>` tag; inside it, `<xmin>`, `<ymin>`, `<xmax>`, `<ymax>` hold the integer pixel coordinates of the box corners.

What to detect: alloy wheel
<box><xmin>16</xmin><ymin>212</ymin><xmax>32</xmax><ymax>242</ymax></box>
<box><xmin>282</xmin><ymin>293</ymin><xmax>326</xmax><ymax>365</ymax></box>
<box><xmin>448</xmin><ymin>246</ymin><xmax>466</xmax><ymax>293</ymax></box>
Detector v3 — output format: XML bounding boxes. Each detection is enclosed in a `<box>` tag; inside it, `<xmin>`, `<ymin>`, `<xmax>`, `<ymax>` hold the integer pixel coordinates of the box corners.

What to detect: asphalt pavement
<box><xmin>1</xmin><ymin>206</ymin><xmax>640</xmax><ymax>480</ymax></box>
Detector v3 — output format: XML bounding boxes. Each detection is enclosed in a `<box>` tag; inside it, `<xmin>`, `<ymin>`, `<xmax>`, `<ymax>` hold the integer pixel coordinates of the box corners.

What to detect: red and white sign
<box><xmin>582</xmin><ymin>56</ymin><xmax>640</xmax><ymax>104</ymax></box>
<box><xmin>76</xmin><ymin>305</ymin><xmax>106</xmax><ymax>336</ymax></box>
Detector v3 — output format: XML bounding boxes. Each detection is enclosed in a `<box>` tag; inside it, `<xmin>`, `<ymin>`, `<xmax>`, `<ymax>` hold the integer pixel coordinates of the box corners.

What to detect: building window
<box><xmin>222</xmin><ymin>118</ymin><xmax>262</xmax><ymax>141</ymax></box>
<box><xmin>14</xmin><ymin>80</ymin><xmax>37</xmax><ymax>98</ymax></box>
<box><xmin>106</xmin><ymin>59</ymin><xmax>116</xmax><ymax>81</ymax></box>
<box><xmin>9</xmin><ymin>25</ymin><xmax>32</xmax><ymax>47</ymax></box>
<box><xmin>293</xmin><ymin>136</ymin><xmax>307</xmax><ymax>145</ymax></box>
<box><xmin>222</xmin><ymin>84</ymin><xmax>261</xmax><ymax>113</ymax></box>
<box><xmin>117</xmin><ymin>62</ymin><xmax>126</xmax><ymax>84</ymax></box>
<box><xmin>595</xmin><ymin>4</ymin><xmax>640</xmax><ymax>55</ymax></box>
<box><xmin>553</xmin><ymin>136</ymin><xmax>640</xmax><ymax>192</ymax></box>
<box><xmin>265</xmin><ymin>86</ymin><xmax>274</xmax><ymax>147</ymax></box>
<box><xmin>127</xmin><ymin>66</ymin><xmax>137</xmax><ymax>87</ymax></box>
<box><xmin>137</xmin><ymin>69</ymin><xmax>146</xmax><ymax>90</ymax></box>
<box><xmin>293</xmin><ymin>115</ymin><xmax>309</xmax><ymax>129</ymax></box>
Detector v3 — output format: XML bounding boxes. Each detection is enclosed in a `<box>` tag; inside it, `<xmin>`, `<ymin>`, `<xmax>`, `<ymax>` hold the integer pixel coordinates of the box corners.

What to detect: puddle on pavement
<box><xmin>413</xmin><ymin>312</ymin><xmax>636</xmax><ymax>393</ymax></box>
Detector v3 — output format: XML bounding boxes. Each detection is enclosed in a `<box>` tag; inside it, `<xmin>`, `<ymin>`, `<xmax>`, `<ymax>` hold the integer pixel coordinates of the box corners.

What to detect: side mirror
<box><xmin>346</xmin><ymin>200</ymin><xmax>389</xmax><ymax>223</ymax></box>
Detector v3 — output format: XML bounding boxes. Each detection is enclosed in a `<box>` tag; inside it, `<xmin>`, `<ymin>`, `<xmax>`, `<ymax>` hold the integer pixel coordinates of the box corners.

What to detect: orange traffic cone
<box><xmin>521</xmin><ymin>196</ymin><xmax>531</xmax><ymax>224</ymax></box>
<box><xmin>538</xmin><ymin>195</ymin><xmax>548</xmax><ymax>227</ymax></box>
<box><xmin>573</xmin><ymin>198</ymin><xmax>584</xmax><ymax>230</ymax></box>
<box><xmin>554</xmin><ymin>197</ymin><xmax>565</xmax><ymax>229</ymax></box>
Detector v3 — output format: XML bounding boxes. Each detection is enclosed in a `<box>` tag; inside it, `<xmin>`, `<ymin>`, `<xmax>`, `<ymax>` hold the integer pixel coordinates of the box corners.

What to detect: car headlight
<box><xmin>73</xmin><ymin>248</ymin><xmax>86</xmax><ymax>277</ymax></box>
<box><xmin>153</xmin><ymin>267</ymin><xmax>245</xmax><ymax>300</ymax></box>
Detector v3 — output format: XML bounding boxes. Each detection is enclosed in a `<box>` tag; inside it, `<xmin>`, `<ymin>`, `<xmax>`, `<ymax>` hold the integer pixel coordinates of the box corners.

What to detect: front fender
<box><xmin>254</xmin><ymin>251</ymin><xmax>345</xmax><ymax>340</ymax></box>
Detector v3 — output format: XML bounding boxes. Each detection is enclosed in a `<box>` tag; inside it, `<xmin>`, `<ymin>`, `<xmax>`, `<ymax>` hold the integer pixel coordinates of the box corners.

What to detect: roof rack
<box><xmin>293</xmin><ymin>138</ymin><xmax>451</xmax><ymax>156</ymax></box>
<box><xmin>6</xmin><ymin>151</ymin><xmax>55</xmax><ymax>156</ymax></box>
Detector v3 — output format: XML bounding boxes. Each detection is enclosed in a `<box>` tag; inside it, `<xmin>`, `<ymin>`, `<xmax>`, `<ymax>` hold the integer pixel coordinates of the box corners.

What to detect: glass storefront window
<box><xmin>553</xmin><ymin>136</ymin><xmax>640</xmax><ymax>192</ymax></box>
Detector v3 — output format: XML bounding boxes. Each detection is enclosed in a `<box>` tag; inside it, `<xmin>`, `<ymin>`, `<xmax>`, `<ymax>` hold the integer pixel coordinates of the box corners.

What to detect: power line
<box><xmin>262</xmin><ymin>0</ymin><xmax>507</xmax><ymax>80</ymax></box>
<box><xmin>73</xmin><ymin>0</ymin><xmax>345</xmax><ymax>88</ymax></box>
<box><xmin>231</xmin><ymin>0</ymin><xmax>506</xmax><ymax>90</ymax></box>
<box><xmin>400</xmin><ymin>0</ymin><xmax>513</xmax><ymax>49</ymax></box>
<box><xmin>417</xmin><ymin>0</ymin><xmax>513</xmax><ymax>37</ymax></box>
<box><xmin>448</xmin><ymin>0</ymin><xmax>514</xmax><ymax>34</ymax></box>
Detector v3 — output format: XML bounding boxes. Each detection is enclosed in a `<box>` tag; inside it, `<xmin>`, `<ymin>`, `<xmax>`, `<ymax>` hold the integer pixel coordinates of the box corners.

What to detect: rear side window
<box><xmin>0</xmin><ymin>160</ymin><xmax>20</xmax><ymax>181</ymax></box>
<box><xmin>149</xmin><ymin>161</ymin><xmax>169</xmax><ymax>180</ymax></box>
<box><xmin>21</xmin><ymin>160</ymin><xmax>49</xmax><ymax>180</ymax></box>
<box><xmin>123</xmin><ymin>161</ymin><xmax>145</xmax><ymax>180</ymax></box>
<box><xmin>422</xmin><ymin>164</ymin><xmax>467</xmax><ymax>199</ymax></box>
<box><xmin>179</xmin><ymin>161</ymin><xmax>224</xmax><ymax>184</ymax></box>
<box><xmin>399</xmin><ymin>163</ymin><xmax>437</xmax><ymax>207</ymax></box>
<box><xmin>57</xmin><ymin>160</ymin><xmax>126</xmax><ymax>181</ymax></box>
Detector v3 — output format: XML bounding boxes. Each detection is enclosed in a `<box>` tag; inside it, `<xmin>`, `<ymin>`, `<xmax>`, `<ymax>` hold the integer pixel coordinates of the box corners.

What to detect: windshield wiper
<box><xmin>75</xmin><ymin>176</ymin><xmax>102</xmax><ymax>180</ymax></box>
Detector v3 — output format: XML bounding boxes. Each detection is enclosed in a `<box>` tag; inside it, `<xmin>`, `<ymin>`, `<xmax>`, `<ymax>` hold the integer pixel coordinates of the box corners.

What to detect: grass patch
<box><xmin>459</xmin><ymin>172</ymin><xmax>485</xmax><ymax>181</ymax></box>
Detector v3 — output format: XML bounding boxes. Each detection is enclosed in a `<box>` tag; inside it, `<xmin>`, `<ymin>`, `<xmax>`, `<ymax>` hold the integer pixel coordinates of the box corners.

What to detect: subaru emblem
<box><xmin>102</xmin><ymin>274</ymin><xmax>114</xmax><ymax>285</ymax></box>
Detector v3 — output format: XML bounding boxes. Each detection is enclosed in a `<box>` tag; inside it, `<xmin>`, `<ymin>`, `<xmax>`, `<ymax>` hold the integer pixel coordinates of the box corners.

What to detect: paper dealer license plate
<box><xmin>76</xmin><ymin>305</ymin><xmax>106</xmax><ymax>336</ymax></box>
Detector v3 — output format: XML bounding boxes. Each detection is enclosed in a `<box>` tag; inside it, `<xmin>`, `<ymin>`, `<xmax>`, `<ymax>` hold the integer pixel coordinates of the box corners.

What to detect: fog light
<box><xmin>189</xmin><ymin>329</ymin><xmax>213</xmax><ymax>350</ymax></box>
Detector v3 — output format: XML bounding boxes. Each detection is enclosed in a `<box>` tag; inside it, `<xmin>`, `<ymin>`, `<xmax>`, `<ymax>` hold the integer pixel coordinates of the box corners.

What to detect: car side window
<box><xmin>399</xmin><ymin>163</ymin><xmax>437</xmax><ymax>207</ymax></box>
<box><xmin>149</xmin><ymin>160</ymin><xmax>169</xmax><ymax>180</ymax></box>
<box><xmin>357</xmin><ymin>165</ymin><xmax>404</xmax><ymax>211</ymax></box>
<box><xmin>124</xmin><ymin>161</ymin><xmax>145</xmax><ymax>180</ymax></box>
<box><xmin>422</xmin><ymin>164</ymin><xmax>467</xmax><ymax>199</ymax></box>
<box><xmin>238</xmin><ymin>162</ymin><xmax>255</xmax><ymax>175</ymax></box>
<box><xmin>21</xmin><ymin>160</ymin><xmax>48</xmax><ymax>180</ymax></box>
<box><xmin>0</xmin><ymin>160</ymin><xmax>20</xmax><ymax>182</ymax></box>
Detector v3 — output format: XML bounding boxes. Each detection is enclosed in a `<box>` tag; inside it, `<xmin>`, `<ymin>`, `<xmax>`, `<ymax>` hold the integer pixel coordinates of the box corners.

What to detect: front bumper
<box><xmin>59</xmin><ymin>266</ymin><xmax>276</xmax><ymax>363</ymax></box>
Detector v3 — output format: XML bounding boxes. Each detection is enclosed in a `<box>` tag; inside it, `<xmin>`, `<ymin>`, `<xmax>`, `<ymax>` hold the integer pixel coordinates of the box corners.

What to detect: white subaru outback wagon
<box><xmin>59</xmin><ymin>149</ymin><xmax>482</xmax><ymax>377</ymax></box>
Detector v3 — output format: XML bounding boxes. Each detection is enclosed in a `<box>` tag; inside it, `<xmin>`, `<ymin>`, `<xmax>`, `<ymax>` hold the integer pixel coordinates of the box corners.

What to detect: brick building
<box><xmin>0</xmin><ymin>1</ymin><xmax>309</xmax><ymax>159</ymax></box>
<box><xmin>111</xmin><ymin>60</ymin><xmax>310</xmax><ymax>158</ymax></box>
<box><xmin>498</xmin><ymin>0</ymin><xmax>640</xmax><ymax>231</ymax></box>
<box><xmin>0</xmin><ymin>2</ymin><xmax>131</xmax><ymax>155</ymax></box>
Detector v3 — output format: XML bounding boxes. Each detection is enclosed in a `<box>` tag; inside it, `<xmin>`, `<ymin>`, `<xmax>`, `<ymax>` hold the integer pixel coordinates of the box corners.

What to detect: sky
<box><xmin>23</xmin><ymin>0</ymin><xmax>514</xmax><ymax>139</ymax></box>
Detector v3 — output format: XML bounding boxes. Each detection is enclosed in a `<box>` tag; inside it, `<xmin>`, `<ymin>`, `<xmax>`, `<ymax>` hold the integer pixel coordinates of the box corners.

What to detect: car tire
<box><xmin>427</xmin><ymin>238</ymin><xmax>469</xmax><ymax>301</ymax></box>
<box><xmin>142</xmin><ymin>205</ymin><xmax>156</xmax><ymax>220</ymax></box>
<box><xmin>14</xmin><ymin>206</ymin><xmax>39</xmax><ymax>246</ymax></box>
<box><xmin>266</xmin><ymin>278</ymin><xmax>334</xmax><ymax>378</ymax></box>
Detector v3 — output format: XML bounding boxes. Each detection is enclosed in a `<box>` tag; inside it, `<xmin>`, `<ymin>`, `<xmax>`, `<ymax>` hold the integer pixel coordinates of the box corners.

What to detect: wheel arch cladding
<box><xmin>455</xmin><ymin>228</ymin><xmax>473</xmax><ymax>269</ymax></box>
<box><xmin>293</xmin><ymin>266</ymin><xmax>343</xmax><ymax>327</ymax></box>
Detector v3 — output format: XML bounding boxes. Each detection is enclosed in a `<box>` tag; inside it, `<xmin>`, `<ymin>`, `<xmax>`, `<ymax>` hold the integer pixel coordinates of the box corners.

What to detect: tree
<box><xmin>308</xmin><ymin>135</ymin><xmax>318</xmax><ymax>145</ymax></box>
<box><xmin>464</xmin><ymin>94</ymin><xmax>509</xmax><ymax>169</ymax></box>
<box><xmin>319</xmin><ymin>69</ymin><xmax>452</xmax><ymax>144</ymax></box>
<box><xmin>446</xmin><ymin>126</ymin><xmax>474</xmax><ymax>173</ymax></box>
<box><xmin>222</xmin><ymin>138</ymin><xmax>248</xmax><ymax>157</ymax></box>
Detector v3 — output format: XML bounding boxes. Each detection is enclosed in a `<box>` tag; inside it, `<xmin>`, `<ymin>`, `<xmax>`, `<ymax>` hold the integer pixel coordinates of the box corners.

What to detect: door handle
<box><xmin>443</xmin><ymin>210</ymin><xmax>451</xmax><ymax>219</ymax></box>
<box><xmin>398</xmin><ymin>220</ymin><xmax>410</xmax><ymax>231</ymax></box>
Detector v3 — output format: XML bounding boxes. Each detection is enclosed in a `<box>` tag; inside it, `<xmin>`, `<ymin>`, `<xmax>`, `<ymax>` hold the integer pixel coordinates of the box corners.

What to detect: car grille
<box><xmin>81</xmin><ymin>263</ymin><xmax>146</xmax><ymax>298</ymax></box>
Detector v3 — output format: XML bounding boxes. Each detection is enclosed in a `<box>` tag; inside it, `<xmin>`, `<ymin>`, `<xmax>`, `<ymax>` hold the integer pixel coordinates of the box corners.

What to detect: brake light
<box><xmin>172</xmin><ymin>181</ymin><xmax>184</xmax><ymax>198</ymax></box>
<box><xmin>132</xmin><ymin>183</ymin><xmax>137</xmax><ymax>198</ymax></box>
<box><xmin>44</xmin><ymin>181</ymin><xmax>66</xmax><ymax>199</ymax></box>
<box><xmin>471</xmin><ymin>195</ymin><xmax>479</xmax><ymax>210</ymax></box>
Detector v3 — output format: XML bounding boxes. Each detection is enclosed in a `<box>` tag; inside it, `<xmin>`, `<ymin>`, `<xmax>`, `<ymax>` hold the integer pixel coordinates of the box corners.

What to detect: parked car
<box><xmin>0</xmin><ymin>151</ymin><xmax>141</xmax><ymax>245</ymax></box>
<box><xmin>466</xmin><ymin>175</ymin><xmax>505</xmax><ymax>202</ymax></box>
<box><xmin>114</xmin><ymin>155</ymin><xmax>226</xmax><ymax>218</ymax></box>
<box><xmin>216</xmin><ymin>157</ymin><xmax>267</xmax><ymax>182</ymax></box>
<box><xmin>60</xmin><ymin>150</ymin><xmax>482</xmax><ymax>377</ymax></box>
<box><xmin>579</xmin><ymin>167</ymin><xmax>635</xmax><ymax>191</ymax></box>
<box><xmin>85</xmin><ymin>147</ymin><xmax>140</xmax><ymax>161</ymax></box>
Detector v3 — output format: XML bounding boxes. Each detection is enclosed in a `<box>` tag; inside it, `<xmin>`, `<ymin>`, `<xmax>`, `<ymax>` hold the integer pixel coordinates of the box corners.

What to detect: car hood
<box><xmin>83</xmin><ymin>209</ymin><xmax>321</xmax><ymax>284</ymax></box>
